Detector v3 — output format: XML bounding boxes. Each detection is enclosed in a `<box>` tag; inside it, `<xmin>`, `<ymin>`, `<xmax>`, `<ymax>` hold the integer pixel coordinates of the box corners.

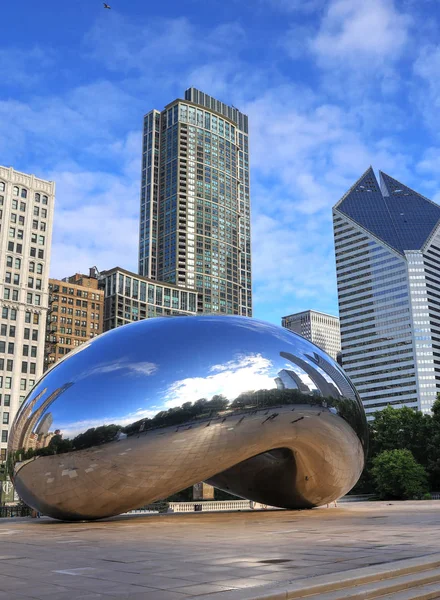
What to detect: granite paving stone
<box><xmin>0</xmin><ymin>501</ymin><xmax>440</xmax><ymax>598</ymax></box>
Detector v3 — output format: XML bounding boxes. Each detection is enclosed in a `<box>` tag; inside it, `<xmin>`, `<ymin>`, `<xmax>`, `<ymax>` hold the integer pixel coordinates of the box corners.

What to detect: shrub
<box><xmin>371</xmin><ymin>449</ymin><xmax>429</xmax><ymax>500</ymax></box>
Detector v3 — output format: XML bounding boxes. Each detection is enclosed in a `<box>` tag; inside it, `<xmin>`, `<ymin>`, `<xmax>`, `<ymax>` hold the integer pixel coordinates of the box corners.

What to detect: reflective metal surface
<box><xmin>8</xmin><ymin>316</ymin><xmax>367</xmax><ymax>521</ymax></box>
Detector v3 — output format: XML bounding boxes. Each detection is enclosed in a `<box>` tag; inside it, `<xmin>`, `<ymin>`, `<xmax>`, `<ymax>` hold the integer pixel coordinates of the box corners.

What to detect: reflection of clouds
<box><xmin>58</xmin><ymin>407</ymin><xmax>159</xmax><ymax>439</ymax></box>
<box><xmin>75</xmin><ymin>359</ymin><xmax>158</xmax><ymax>381</ymax></box>
<box><xmin>164</xmin><ymin>353</ymin><xmax>276</xmax><ymax>408</ymax></box>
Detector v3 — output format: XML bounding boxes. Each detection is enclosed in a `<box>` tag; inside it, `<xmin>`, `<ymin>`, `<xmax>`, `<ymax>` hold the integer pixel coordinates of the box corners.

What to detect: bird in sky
<box><xmin>103</xmin><ymin>3</ymin><xmax>111</xmax><ymax>8</ymax></box>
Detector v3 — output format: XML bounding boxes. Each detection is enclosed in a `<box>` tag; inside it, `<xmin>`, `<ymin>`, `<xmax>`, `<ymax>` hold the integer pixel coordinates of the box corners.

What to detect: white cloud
<box><xmin>0</xmin><ymin>46</ymin><xmax>54</xmax><ymax>87</ymax></box>
<box><xmin>163</xmin><ymin>354</ymin><xmax>275</xmax><ymax>407</ymax></box>
<box><xmin>310</xmin><ymin>0</ymin><xmax>411</xmax><ymax>65</ymax></box>
<box><xmin>260</xmin><ymin>0</ymin><xmax>324</xmax><ymax>13</ymax></box>
<box><xmin>413</xmin><ymin>45</ymin><xmax>440</xmax><ymax>130</ymax></box>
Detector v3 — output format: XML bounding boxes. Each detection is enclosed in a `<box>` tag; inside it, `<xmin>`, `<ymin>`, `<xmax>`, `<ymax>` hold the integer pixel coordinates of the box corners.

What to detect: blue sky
<box><xmin>2</xmin><ymin>0</ymin><xmax>440</xmax><ymax>325</ymax></box>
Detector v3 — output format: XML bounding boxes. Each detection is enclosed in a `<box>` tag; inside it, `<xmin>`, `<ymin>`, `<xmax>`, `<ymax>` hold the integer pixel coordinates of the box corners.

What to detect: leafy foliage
<box><xmin>353</xmin><ymin>395</ymin><xmax>440</xmax><ymax>496</ymax></box>
<box><xmin>371</xmin><ymin>449</ymin><xmax>429</xmax><ymax>500</ymax></box>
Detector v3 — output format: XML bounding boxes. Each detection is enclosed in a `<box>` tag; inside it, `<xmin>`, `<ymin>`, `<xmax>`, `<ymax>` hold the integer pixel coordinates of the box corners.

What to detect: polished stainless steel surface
<box><xmin>8</xmin><ymin>316</ymin><xmax>367</xmax><ymax>521</ymax></box>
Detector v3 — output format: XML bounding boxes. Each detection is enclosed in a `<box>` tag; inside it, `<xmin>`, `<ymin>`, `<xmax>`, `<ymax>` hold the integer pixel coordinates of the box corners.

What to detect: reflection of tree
<box><xmin>124</xmin><ymin>395</ymin><xmax>229</xmax><ymax>436</ymax></box>
<box><xmin>10</xmin><ymin>361</ymin><xmax>367</xmax><ymax>460</ymax></box>
<box><xmin>72</xmin><ymin>424</ymin><xmax>121</xmax><ymax>450</ymax></box>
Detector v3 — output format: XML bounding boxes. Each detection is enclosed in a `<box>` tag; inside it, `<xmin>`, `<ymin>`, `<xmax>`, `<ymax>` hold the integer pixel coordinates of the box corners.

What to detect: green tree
<box><xmin>371</xmin><ymin>449</ymin><xmax>429</xmax><ymax>500</ymax></box>
<box><xmin>426</xmin><ymin>396</ymin><xmax>440</xmax><ymax>489</ymax></box>
<box><xmin>370</xmin><ymin>405</ymin><xmax>432</xmax><ymax>466</ymax></box>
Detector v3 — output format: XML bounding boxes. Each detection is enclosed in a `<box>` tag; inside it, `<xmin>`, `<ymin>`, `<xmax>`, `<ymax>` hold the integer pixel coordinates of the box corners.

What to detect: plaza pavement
<box><xmin>0</xmin><ymin>501</ymin><xmax>440</xmax><ymax>599</ymax></box>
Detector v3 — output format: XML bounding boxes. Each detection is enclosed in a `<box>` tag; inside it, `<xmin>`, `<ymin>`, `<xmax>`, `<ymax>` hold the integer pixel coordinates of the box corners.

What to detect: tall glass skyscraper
<box><xmin>333</xmin><ymin>167</ymin><xmax>440</xmax><ymax>418</ymax></box>
<box><xmin>139</xmin><ymin>88</ymin><xmax>252</xmax><ymax>316</ymax></box>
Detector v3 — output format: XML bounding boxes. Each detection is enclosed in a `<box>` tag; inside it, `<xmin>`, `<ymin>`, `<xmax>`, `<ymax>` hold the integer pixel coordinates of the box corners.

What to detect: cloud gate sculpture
<box><xmin>8</xmin><ymin>316</ymin><xmax>367</xmax><ymax>521</ymax></box>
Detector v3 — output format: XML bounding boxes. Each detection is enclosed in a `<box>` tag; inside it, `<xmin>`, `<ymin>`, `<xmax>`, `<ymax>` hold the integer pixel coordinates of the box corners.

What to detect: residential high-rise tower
<box><xmin>333</xmin><ymin>167</ymin><xmax>440</xmax><ymax>418</ymax></box>
<box><xmin>139</xmin><ymin>88</ymin><xmax>252</xmax><ymax>316</ymax></box>
<box><xmin>0</xmin><ymin>166</ymin><xmax>54</xmax><ymax>463</ymax></box>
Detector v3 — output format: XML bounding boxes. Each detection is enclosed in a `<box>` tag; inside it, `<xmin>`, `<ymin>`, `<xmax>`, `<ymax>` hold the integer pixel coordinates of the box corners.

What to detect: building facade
<box><xmin>281</xmin><ymin>310</ymin><xmax>341</xmax><ymax>361</ymax></box>
<box><xmin>139</xmin><ymin>87</ymin><xmax>252</xmax><ymax>316</ymax></box>
<box><xmin>100</xmin><ymin>267</ymin><xmax>198</xmax><ymax>331</ymax></box>
<box><xmin>333</xmin><ymin>167</ymin><xmax>440</xmax><ymax>418</ymax></box>
<box><xmin>45</xmin><ymin>271</ymin><xmax>104</xmax><ymax>370</ymax></box>
<box><xmin>0</xmin><ymin>166</ymin><xmax>55</xmax><ymax>463</ymax></box>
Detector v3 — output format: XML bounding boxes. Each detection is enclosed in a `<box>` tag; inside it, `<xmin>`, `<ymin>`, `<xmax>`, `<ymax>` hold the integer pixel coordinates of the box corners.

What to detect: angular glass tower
<box><xmin>139</xmin><ymin>88</ymin><xmax>252</xmax><ymax>316</ymax></box>
<box><xmin>333</xmin><ymin>167</ymin><xmax>440</xmax><ymax>417</ymax></box>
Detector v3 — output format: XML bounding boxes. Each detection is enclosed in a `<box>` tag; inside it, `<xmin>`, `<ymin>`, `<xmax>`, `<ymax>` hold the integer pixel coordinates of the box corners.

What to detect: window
<box><xmin>5</xmin><ymin>272</ymin><xmax>11</xmax><ymax>284</ymax></box>
<box><xmin>15</xmin><ymin>257</ymin><xmax>21</xmax><ymax>269</ymax></box>
<box><xmin>33</xmin><ymin>314</ymin><xmax>39</xmax><ymax>325</ymax></box>
<box><xmin>27</xmin><ymin>292</ymin><xmax>32</xmax><ymax>304</ymax></box>
<box><xmin>12</xmin><ymin>290</ymin><xmax>18</xmax><ymax>302</ymax></box>
<box><xmin>38</xmin><ymin>235</ymin><xmax>45</xmax><ymax>245</ymax></box>
<box><xmin>6</xmin><ymin>360</ymin><xmax>12</xmax><ymax>372</ymax></box>
<box><xmin>1</xmin><ymin>308</ymin><xmax>7</xmax><ymax>319</ymax></box>
<box><xmin>5</xmin><ymin>378</ymin><xmax>11</xmax><ymax>389</ymax></box>
<box><xmin>32</xmin><ymin>219</ymin><xmax>38</xmax><ymax>230</ymax></box>
<box><xmin>35</xmin><ymin>193</ymin><xmax>40</xmax><ymax>202</ymax></box>
<box><xmin>21</xmin><ymin>362</ymin><xmax>27</xmax><ymax>374</ymax></box>
<box><xmin>3</xmin><ymin>395</ymin><xmax>10</xmax><ymax>407</ymax></box>
<box><xmin>36</xmin><ymin>264</ymin><xmax>43</xmax><ymax>274</ymax></box>
<box><xmin>30</xmin><ymin>363</ymin><xmax>36</xmax><ymax>375</ymax></box>
<box><xmin>13</xmin><ymin>274</ymin><xmax>19</xmax><ymax>285</ymax></box>
<box><xmin>29</xmin><ymin>262</ymin><xmax>35</xmax><ymax>272</ymax></box>
<box><xmin>28</xmin><ymin>276</ymin><xmax>34</xmax><ymax>288</ymax></box>
<box><xmin>24</xmin><ymin>328</ymin><xmax>30</xmax><ymax>340</ymax></box>
<box><xmin>32</xmin><ymin>330</ymin><xmax>38</xmax><ymax>341</ymax></box>
<box><xmin>31</xmin><ymin>346</ymin><xmax>37</xmax><ymax>358</ymax></box>
<box><xmin>20</xmin><ymin>379</ymin><xmax>26</xmax><ymax>391</ymax></box>
<box><xmin>8</xmin><ymin>343</ymin><xmax>14</xmax><ymax>354</ymax></box>
<box><xmin>23</xmin><ymin>345</ymin><xmax>29</xmax><ymax>356</ymax></box>
<box><xmin>33</xmin><ymin>206</ymin><xmax>39</xmax><ymax>216</ymax></box>
<box><xmin>13</xmin><ymin>186</ymin><xmax>19</xmax><ymax>196</ymax></box>
<box><xmin>6</xmin><ymin>257</ymin><xmax>12</xmax><ymax>268</ymax></box>
<box><xmin>0</xmin><ymin>325</ymin><xmax>6</xmax><ymax>336</ymax></box>
<box><xmin>21</xmin><ymin>189</ymin><xmax>27</xmax><ymax>198</ymax></box>
<box><xmin>42</xmin><ymin>195</ymin><xmax>48</xmax><ymax>205</ymax></box>
<box><xmin>0</xmin><ymin>182</ymin><xmax>4</xmax><ymax>192</ymax></box>
<box><xmin>10</xmin><ymin>309</ymin><xmax>16</xmax><ymax>321</ymax></box>
<box><xmin>9</xmin><ymin>227</ymin><xmax>15</xmax><ymax>238</ymax></box>
<box><xmin>1</xmin><ymin>431</ymin><xmax>8</xmax><ymax>443</ymax></box>
<box><xmin>42</xmin><ymin>208</ymin><xmax>47</xmax><ymax>218</ymax></box>
<box><xmin>3</xmin><ymin>288</ymin><xmax>10</xmax><ymax>300</ymax></box>
<box><xmin>38</xmin><ymin>249</ymin><xmax>44</xmax><ymax>259</ymax></box>
<box><xmin>20</xmin><ymin>202</ymin><xmax>26</xmax><ymax>211</ymax></box>
<box><xmin>9</xmin><ymin>326</ymin><xmax>15</xmax><ymax>338</ymax></box>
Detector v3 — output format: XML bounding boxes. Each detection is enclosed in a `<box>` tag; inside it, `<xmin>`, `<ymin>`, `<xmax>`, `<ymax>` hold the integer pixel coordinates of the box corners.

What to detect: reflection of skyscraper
<box><xmin>275</xmin><ymin>369</ymin><xmax>312</xmax><ymax>393</ymax></box>
<box><xmin>280</xmin><ymin>352</ymin><xmax>341</xmax><ymax>399</ymax></box>
<box><xmin>305</xmin><ymin>352</ymin><xmax>356</xmax><ymax>401</ymax></box>
<box><xmin>35</xmin><ymin>413</ymin><xmax>53</xmax><ymax>436</ymax></box>
<box><xmin>19</xmin><ymin>382</ymin><xmax>73</xmax><ymax>450</ymax></box>
<box><xmin>334</xmin><ymin>168</ymin><xmax>440</xmax><ymax>417</ymax></box>
<box><xmin>139</xmin><ymin>88</ymin><xmax>252</xmax><ymax>316</ymax></box>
